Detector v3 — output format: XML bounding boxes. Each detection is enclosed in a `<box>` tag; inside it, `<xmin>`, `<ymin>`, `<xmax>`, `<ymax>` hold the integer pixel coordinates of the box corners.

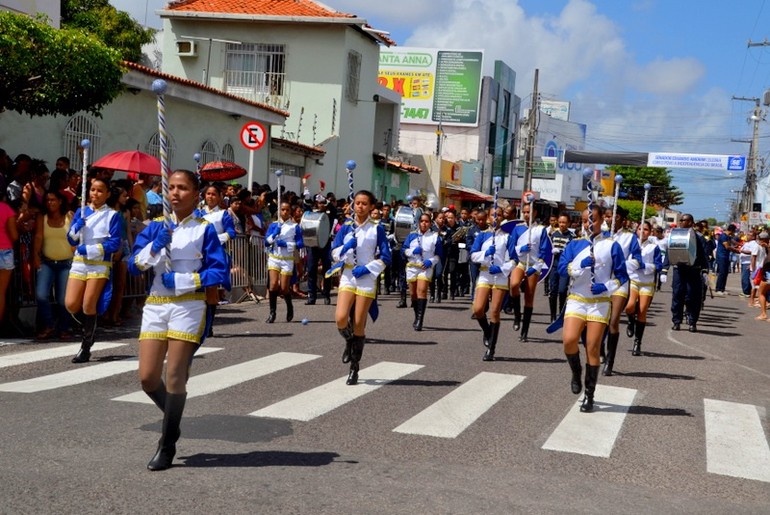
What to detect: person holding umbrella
<box><xmin>129</xmin><ymin>169</ymin><xmax>228</xmax><ymax>471</ymax></box>
<box><xmin>65</xmin><ymin>177</ymin><xmax>122</xmax><ymax>363</ymax></box>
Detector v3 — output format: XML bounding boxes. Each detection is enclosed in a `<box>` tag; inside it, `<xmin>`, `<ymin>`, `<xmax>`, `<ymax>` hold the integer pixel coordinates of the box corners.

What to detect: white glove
<box><xmin>660</xmin><ymin>274</ymin><xmax>667</xmax><ymax>284</ymax></box>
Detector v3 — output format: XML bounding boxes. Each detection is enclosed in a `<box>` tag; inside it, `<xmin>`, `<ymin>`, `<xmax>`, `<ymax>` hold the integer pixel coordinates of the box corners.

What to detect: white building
<box><xmin>0</xmin><ymin>1</ymin><xmax>59</xmax><ymax>27</ymax></box>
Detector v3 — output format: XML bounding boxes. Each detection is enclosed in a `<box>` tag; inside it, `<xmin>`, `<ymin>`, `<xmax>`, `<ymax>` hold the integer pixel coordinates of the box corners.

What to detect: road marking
<box><xmin>250</xmin><ymin>361</ymin><xmax>424</xmax><ymax>421</ymax></box>
<box><xmin>704</xmin><ymin>399</ymin><xmax>770</xmax><ymax>483</ymax></box>
<box><xmin>113</xmin><ymin>351</ymin><xmax>320</xmax><ymax>403</ymax></box>
<box><xmin>542</xmin><ymin>385</ymin><xmax>637</xmax><ymax>458</ymax></box>
<box><xmin>0</xmin><ymin>347</ymin><xmax>221</xmax><ymax>393</ymax></box>
<box><xmin>0</xmin><ymin>342</ymin><xmax>126</xmax><ymax>370</ymax></box>
<box><xmin>393</xmin><ymin>372</ymin><xmax>526</xmax><ymax>438</ymax></box>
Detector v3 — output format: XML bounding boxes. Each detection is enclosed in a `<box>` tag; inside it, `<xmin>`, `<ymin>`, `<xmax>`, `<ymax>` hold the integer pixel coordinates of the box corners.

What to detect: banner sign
<box><xmin>379</xmin><ymin>47</ymin><xmax>484</xmax><ymax>127</ymax></box>
<box><xmin>647</xmin><ymin>152</ymin><xmax>746</xmax><ymax>171</ymax></box>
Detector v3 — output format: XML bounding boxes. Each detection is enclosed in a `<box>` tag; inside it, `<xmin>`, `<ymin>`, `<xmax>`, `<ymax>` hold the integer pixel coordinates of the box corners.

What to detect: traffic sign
<box><xmin>240</xmin><ymin>121</ymin><xmax>267</xmax><ymax>150</ymax></box>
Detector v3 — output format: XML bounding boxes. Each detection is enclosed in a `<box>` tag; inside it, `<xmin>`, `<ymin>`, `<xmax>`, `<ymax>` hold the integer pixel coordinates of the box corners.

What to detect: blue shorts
<box><xmin>0</xmin><ymin>249</ymin><xmax>13</xmax><ymax>270</ymax></box>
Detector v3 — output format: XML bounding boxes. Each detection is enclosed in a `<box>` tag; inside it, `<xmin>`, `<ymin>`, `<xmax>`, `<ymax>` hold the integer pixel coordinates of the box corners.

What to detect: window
<box><xmin>63</xmin><ymin>114</ymin><xmax>101</xmax><ymax>170</ymax></box>
<box><xmin>345</xmin><ymin>51</ymin><xmax>361</xmax><ymax>103</ymax></box>
<box><xmin>221</xmin><ymin>143</ymin><xmax>235</xmax><ymax>162</ymax></box>
<box><xmin>200</xmin><ymin>140</ymin><xmax>220</xmax><ymax>166</ymax></box>
<box><xmin>145</xmin><ymin>131</ymin><xmax>177</xmax><ymax>169</ymax></box>
<box><xmin>502</xmin><ymin>90</ymin><xmax>511</xmax><ymax>127</ymax></box>
<box><xmin>225</xmin><ymin>43</ymin><xmax>286</xmax><ymax>105</ymax></box>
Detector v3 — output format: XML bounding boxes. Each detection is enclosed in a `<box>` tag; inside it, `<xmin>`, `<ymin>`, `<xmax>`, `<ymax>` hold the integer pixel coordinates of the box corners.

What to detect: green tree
<box><xmin>62</xmin><ymin>0</ymin><xmax>155</xmax><ymax>63</ymax></box>
<box><xmin>617</xmin><ymin>199</ymin><xmax>644</xmax><ymax>223</ymax></box>
<box><xmin>607</xmin><ymin>165</ymin><xmax>684</xmax><ymax>209</ymax></box>
<box><xmin>0</xmin><ymin>11</ymin><xmax>124</xmax><ymax>117</ymax></box>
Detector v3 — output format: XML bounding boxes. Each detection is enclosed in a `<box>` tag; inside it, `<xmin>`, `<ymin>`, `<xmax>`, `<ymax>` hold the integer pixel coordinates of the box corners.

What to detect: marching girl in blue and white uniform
<box><xmin>65</xmin><ymin>177</ymin><xmax>122</xmax><ymax>364</ymax></box>
<box><xmin>470</xmin><ymin>207</ymin><xmax>516</xmax><ymax>361</ymax></box>
<box><xmin>603</xmin><ymin>205</ymin><xmax>644</xmax><ymax>376</ymax></box>
<box><xmin>559</xmin><ymin>205</ymin><xmax>628</xmax><ymax>413</ymax></box>
<box><xmin>197</xmin><ymin>184</ymin><xmax>236</xmax><ymax>336</ymax></box>
<box><xmin>331</xmin><ymin>190</ymin><xmax>391</xmax><ymax>385</ymax></box>
<box><xmin>509</xmin><ymin>201</ymin><xmax>552</xmax><ymax>341</ymax></box>
<box><xmin>129</xmin><ymin>169</ymin><xmax>228</xmax><ymax>471</ymax></box>
<box><xmin>402</xmin><ymin>212</ymin><xmax>444</xmax><ymax>332</ymax></box>
<box><xmin>625</xmin><ymin>221</ymin><xmax>663</xmax><ymax>357</ymax></box>
<box><xmin>264</xmin><ymin>200</ymin><xmax>304</xmax><ymax>323</ymax></box>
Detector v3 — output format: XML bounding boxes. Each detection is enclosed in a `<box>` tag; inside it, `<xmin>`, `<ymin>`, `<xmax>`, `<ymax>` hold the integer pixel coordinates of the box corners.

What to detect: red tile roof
<box><xmin>166</xmin><ymin>0</ymin><xmax>356</xmax><ymax>18</ymax></box>
<box><xmin>123</xmin><ymin>61</ymin><xmax>289</xmax><ymax>118</ymax></box>
<box><xmin>272</xmin><ymin>137</ymin><xmax>326</xmax><ymax>157</ymax></box>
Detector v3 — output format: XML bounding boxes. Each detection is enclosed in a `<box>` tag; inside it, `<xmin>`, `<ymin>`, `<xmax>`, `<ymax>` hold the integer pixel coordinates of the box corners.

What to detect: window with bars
<box><xmin>63</xmin><ymin>114</ymin><xmax>101</xmax><ymax>170</ymax></box>
<box><xmin>221</xmin><ymin>143</ymin><xmax>235</xmax><ymax>162</ymax></box>
<box><xmin>145</xmin><ymin>131</ymin><xmax>177</xmax><ymax>169</ymax></box>
<box><xmin>225</xmin><ymin>43</ymin><xmax>286</xmax><ymax>103</ymax></box>
<box><xmin>200</xmin><ymin>140</ymin><xmax>220</xmax><ymax>165</ymax></box>
<box><xmin>345</xmin><ymin>50</ymin><xmax>361</xmax><ymax>103</ymax></box>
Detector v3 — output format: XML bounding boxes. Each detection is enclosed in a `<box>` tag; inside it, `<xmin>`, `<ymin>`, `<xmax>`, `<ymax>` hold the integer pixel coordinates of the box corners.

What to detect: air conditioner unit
<box><xmin>176</xmin><ymin>40</ymin><xmax>197</xmax><ymax>57</ymax></box>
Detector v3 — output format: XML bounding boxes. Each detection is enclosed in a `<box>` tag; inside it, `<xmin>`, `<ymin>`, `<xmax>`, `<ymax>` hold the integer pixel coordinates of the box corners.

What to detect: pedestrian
<box><xmin>625</xmin><ymin>221</ymin><xmax>664</xmax><ymax>355</ymax></box>
<box><xmin>65</xmin><ymin>177</ymin><xmax>122</xmax><ymax>363</ymax></box>
<box><xmin>128</xmin><ymin>169</ymin><xmax>227</xmax><ymax>471</ymax></box>
<box><xmin>331</xmin><ymin>190</ymin><xmax>391</xmax><ymax>385</ymax></box>
<box><xmin>264</xmin><ymin>200</ymin><xmax>304</xmax><ymax>323</ymax></box>
<box><xmin>548</xmin><ymin>214</ymin><xmax>574</xmax><ymax>323</ymax></box>
<box><xmin>559</xmin><ymin>205</ymin><xmax>628</xmax><ymax>413</ymax></box>
<box><xmin>738</xmin><ymin>230</ymin><xmax>758</xmax><ymax>298</ymax></box>
<box><xmin>402</xmin><ymin>212</ymin><xmax>443</xmax><ymax>331</ymax></box>
<box><xmin>714</xmin><ymin>224</ymin><xmax>739</xmax><ymax>295</ymax></box>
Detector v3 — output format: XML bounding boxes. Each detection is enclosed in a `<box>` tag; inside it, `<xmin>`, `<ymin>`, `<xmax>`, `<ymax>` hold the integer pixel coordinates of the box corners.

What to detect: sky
<box><xmin>112</xmin><ymin>0</ymin><xmax>770</xmax><ymax>221</ymax></box>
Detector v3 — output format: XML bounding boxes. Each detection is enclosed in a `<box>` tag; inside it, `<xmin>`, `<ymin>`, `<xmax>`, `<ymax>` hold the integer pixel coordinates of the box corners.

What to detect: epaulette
<box><xmin>367</xmin><ymin>218</ymin><xmax>380</xmax><ymax>226</ymax></box>
<box><xmin>153</xmin><ymin>216</ymin><xmax>165</xmax><ymax>222</ymax></box>
<box><xmin>343</xmin><ymin>219</ymin><xmax>354</xmax><ymax>226</ymax></box>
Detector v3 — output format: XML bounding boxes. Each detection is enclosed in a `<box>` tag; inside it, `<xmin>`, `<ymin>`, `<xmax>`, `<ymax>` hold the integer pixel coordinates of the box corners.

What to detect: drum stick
<box><xmin>610</xmin><ymin>174</ymin><xmax>623</xmax><ymax>235</ymax></box>
<box><xmin>79</xmin><ymin>138</ymin><xmax>90</xmax><ymax>245</ymax></box>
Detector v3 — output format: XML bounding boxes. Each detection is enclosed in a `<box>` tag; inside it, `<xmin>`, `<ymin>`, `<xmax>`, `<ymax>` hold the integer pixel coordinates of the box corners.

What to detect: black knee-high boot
<box><xmin>626</xmin><ymin>313</ymin><xmax>636</xmax><ymax>338</ymax></box>
<box><xmin>558</xmin><ymin>291</ymin><xmax>567</xmax><ymax>314</ymax></box>
<box><xmin>145</xmin><ymin>382</ymin><xmax>167</xmax><ymax>413</ymax></box>
<box><xmin>632</xmin><ymin>322</ymin><xmax>646</xmax><ymax>356</ymax></box>
<box><xmin>346</xmin><ymin>335</ymin><xmax>365</xmax><ymax>385</ymax></box>
<box><xmin>412</xmin><ymin>298</ymin><xmax>419</xmax><ymax>328</ymax></box>
<box><xmin>339</xmin><ymin>325</ymin><xmax>354</xmax><ymax>363</ymax></box>
<box><xmin>477</xmin><ymin>316</ymin><xmax>491</xmax><ymax>347</ymax></box>
<box><xmin>147</xmin><ymin>392</ymin><xmax>187</xmax><ymax>471</ymax></box>
<box><xmin>398</xmin><ymin>289</ymin><xmax>407</xmax><ymax>308</ymax></box>
<box><xmin>548</xmin><ymin>295</ymin><xmax>558</xmax><ymax>322</ymax></box>
<box><xmin>599</xmin><ymin>328</ymin><xmax>607</xmax><ymax>363</ymax></box>
<box><xmin>284</xmin><ymin>293</ymin><xmax>294</xmax><ymax>322</ymax></box>
<box><xmin>414</xmin><ymin>299</ymin><xmax>427</xmax><ymax>331</ymax></box>
<box><xmin>483</xmin><ymin>322</ymin><xmax>500</xmax><ymax>361</ymax></box>
<box><xmin>580</xmin><ymin>365</ymin><xmax>599</xmax><ymax>413</ymax></box>
<box><xmin>520</xmin><ymin>306</ymin><xmax>533</xmax><ymax>342</ymax></box>
<box><xmin>603</xmin><ymin>332</ymin><xmax>620</xmax><ymax>376</ymax></box>
<box><xmin>206</xmin><ymin>305</ymin><xmax>216</xmax><ymax>338</ymax></box>
<box><xmin>512</xmin><ymin>296</ymin><xmax>522</xmax><ymax>331</ymax></box>
<box><xmin>266</xmin><ymin>291</ymin><xmax>277</xmax><ymax>323</ymax></box>
<box><xmin>72</xmin><ymin>314</ymin><xmax>97</xmax><ymax>363</ymax></box>
<box><xmin>566</xmin><ymin>353</ymin><xmax>582</xmax><ymax>394</ymax></box>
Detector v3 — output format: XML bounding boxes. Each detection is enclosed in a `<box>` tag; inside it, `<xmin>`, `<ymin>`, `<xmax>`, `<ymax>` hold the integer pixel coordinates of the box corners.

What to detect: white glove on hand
<box><xmin>660</xmin><ymin>274</ymin><xmax>667</xmax><ymax>284</ymax></box>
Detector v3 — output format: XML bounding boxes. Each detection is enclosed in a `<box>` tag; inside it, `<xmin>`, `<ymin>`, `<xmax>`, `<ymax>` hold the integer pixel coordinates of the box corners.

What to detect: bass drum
<box><xmin>667</xmin><ymin>228</ymin><xmax>697</xmax><ymax>266</ymax></box>
<box><xmin>394</xmin><ymin>206</ymin><xmax>423</xmax><ymax>243</ymax></box>
<box><xmin>300</xmin><ymin>211</ymin><xmax>331</xmax><ymax>248</ymax></box>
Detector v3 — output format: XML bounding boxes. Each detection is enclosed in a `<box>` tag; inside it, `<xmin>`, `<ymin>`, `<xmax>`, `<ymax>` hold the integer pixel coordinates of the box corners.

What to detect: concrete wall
<box><xmin>0</xmin><ymin>1</ymin><xmax>59</xmax><ymax>27</ymax></box>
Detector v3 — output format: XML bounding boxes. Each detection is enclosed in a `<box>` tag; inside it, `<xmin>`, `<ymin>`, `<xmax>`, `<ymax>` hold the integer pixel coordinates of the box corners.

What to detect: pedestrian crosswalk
<box><xmin>0</xmin><ymin>343</ymin><xmax>768</xmax><ymax>484</ymax></box>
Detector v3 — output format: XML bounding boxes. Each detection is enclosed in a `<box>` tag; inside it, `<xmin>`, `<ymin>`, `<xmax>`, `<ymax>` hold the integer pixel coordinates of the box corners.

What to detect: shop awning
<box><xmin>443</xmin><ymin>183</ymin><xmax>493</xmax><ymax>202</ymax></box>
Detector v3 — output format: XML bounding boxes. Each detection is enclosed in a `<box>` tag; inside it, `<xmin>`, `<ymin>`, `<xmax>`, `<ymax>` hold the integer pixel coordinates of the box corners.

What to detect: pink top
<box><xmin>0</xmin><ymin>202</ymin><xmax>15</xmax><ymax>250</ymax></box>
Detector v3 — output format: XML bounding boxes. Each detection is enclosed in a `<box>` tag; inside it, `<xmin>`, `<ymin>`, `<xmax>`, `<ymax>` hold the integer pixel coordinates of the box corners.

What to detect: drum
<box><xmin>300</xmin><ymin>211</ymin><xmax>331</xmax><ymax>248</ymax></box>
<box><xmin>394</xmin><ymin>206</ymin><xmax>423</xmax><ymax>243</ymax></box>
<box><xmin>667</xmin><ymin>228</ymin><xmax>697</xmax><ymax>266</ymax></box>
<box><xmin>458</xmin><ymin>242</ymin><xmax>468</xmax><ymax>264</ymax></box>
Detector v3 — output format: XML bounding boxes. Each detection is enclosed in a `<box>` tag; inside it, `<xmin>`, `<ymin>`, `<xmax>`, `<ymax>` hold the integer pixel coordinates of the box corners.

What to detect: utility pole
<box><xmin>523</xmin><ymin>69</ymin><xmax>539</xmax><ymax>193</ymax></box>
<box><xmin>732</xmin><ymin>95</ymin><xmax>763</xmax><ymax>213</ymax></box>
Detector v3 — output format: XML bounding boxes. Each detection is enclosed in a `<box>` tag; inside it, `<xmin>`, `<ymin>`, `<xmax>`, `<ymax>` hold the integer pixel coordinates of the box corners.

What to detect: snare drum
<box><xmin>667</xmin><ymin>228</ymin><xmax>697</xmax><ymax>266</ymax></box>
<box><xmin>394</xmin><ymin>206</ymin><xmax>423</xmax><ymax>243</ymax></box>
<box><xmin>300</xmin><ymin>211</ymin><xmax>331</xmax><ymax>248</ymax></box>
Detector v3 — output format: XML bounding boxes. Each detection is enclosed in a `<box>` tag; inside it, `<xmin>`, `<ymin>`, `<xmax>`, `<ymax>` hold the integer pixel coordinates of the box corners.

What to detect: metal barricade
<box><xmin>225</xmin><ymin>235</ymin><xmax>267</xmax><ymax>302</ymax></box>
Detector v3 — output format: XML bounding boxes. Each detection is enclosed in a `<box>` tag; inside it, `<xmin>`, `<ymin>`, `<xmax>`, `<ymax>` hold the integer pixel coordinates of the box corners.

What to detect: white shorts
<box><xmin>267</xmin><ymin>254</ymin><xmax>295</xmax><ymax>276</ymax></box>
<box><xmin>338</xmin><ymin>267</ymin><xmax>377</xmax><ymax>299</ymax></box>
<box><xmin>564</xmin><ymin>297</ymin><xmax>611</xmax><ymax>324</ymax></box>
<box><xmin>630</xmin><ymin>280</ymin><xmax>655</xmax><ymax>297</ymax></box>
<box><xmin>476</xmin><ymin>269</ymin><xmax>510</xmax><ymax>290</ymax></box>
<box><xmin>69</xmin><ymin>258</ymin><xmax>111</xmax><ymax>281</ymax></box>
<box><xmin>611</xmin><ymin>281</ymin><xmax>630</xmax><ymax>299</ymax></box>
<box><xmin>406</xmin><ymin>263</ymin><xmax>435</xmax><ymax>283</ymax></box>
<box><xmin>140</xmin><ymin>295</ymin><xmax>206</xmax><ymax>344</ymax></box>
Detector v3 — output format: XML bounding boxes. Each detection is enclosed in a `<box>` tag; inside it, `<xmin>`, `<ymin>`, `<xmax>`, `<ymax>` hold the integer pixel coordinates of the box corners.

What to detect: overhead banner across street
<box><xmin>647</xmin><ymin>152</ymin><xmax>746</xmax><ymax>171</ymax></box>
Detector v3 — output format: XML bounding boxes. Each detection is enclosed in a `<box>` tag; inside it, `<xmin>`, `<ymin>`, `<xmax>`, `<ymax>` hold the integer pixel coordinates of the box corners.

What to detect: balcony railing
<box><xmin>224</xmin><ymin>70</ymin><xmax>290</xmax><ymax>110</ymax></box>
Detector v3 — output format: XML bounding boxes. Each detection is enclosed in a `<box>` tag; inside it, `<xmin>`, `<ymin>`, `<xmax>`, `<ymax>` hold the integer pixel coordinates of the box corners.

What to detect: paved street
<box><xmin>0</xmin><ymin>272</ymin><xmax>768</xmax><ymax>514</ymax></box>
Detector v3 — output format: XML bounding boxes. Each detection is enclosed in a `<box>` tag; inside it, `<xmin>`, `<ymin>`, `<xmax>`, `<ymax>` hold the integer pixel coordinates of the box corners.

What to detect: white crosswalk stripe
<box><xmin>393</xmin><ymin>372</ymin><xmax>526</xmax><ymax>438</ymax></box>
<box><xmin>113</xmin><ymin>351</ymin><xmax>320</xmax><ymax>403</ymax></box>
<box><xmin>0</xmin><ymin>347</ymin><xmax>221</xmax><ymax>393</ymax></box>
<box><xmin>0</xmin><ymin>342</ymin><xmax>126</xmax><ymax>370</ymax></box>
<box><xmin>250</xmin><ymin>361</ymin><xmax>424</xmax><ymax>421</ymax></box>
<box><xmin>704</xmin><ymin>399</ymin><xmax>770</xmax><ymax>483</ymax></box>
<box><xmin>541</xmin><ymin>385</ymin><xmax>638</xmax><ymax>458</ymax></box>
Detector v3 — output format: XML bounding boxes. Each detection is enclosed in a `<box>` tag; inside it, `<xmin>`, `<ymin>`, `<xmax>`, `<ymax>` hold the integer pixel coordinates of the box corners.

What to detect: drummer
<box><xmin>304</xmin><ymin>194</ymin><xmax>334</xmax><ymax>305</ymax></box>
<box><xmin>660</xmin><ymin>214</ymin><xmax>709</xmax><ymax>332</ymax></box>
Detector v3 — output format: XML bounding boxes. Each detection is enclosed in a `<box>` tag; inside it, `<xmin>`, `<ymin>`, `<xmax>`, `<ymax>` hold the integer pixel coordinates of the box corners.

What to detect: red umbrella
<box><xmin>199</xmin><ymin>161</ymin><xmax>247</xmax><ymax>182</ymax></box>
<box><xmin>91</xmin><ymin>150</ymin><xmax>161</xmax><ymax>176</ymax></box>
